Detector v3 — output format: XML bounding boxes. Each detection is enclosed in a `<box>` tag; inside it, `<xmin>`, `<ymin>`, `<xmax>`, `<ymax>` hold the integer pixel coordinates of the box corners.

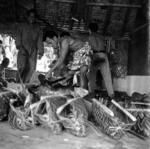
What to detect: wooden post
<box><xmin>121</xmin><ymin>0</ymin><xmax>131</xmax><ymax>35</ymax></box>
<box><xmin>128</xmin><ymin>1</ymin><xmax>148</xmax><ymax>75</ymax></box>
<box><xmin>103</xmin><ymin>0</ymin><xmax>115</xmax><ymax>35</ymax></box>
<box><xmin>149</xmin><ymin>0</ymin><xmax>150</xmax><ymax>69</ymax></box>
<box><xmin>86</xmin><ymin>3</ymin><xmax>141</xmax><ymax>8</ymax></box>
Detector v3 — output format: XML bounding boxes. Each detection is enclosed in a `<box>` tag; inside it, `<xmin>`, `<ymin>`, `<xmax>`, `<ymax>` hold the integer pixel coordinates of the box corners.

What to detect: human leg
<box><xmin>80</xmin><ymin>65</ymin><xmax>88</xmax><ymax>89</ymax></box>
<box><xmin>24</xmin><ymin>53</ymin><xmax>37</xmax><ymax>83</ymax></box>
<box><xmin>17</xmin><ymin>51</ymin><xmax>27</xmax><ymax>83</ymax></box>
<box><xmin>88</xmin><ymin>63</ymin><xmax>97</xmax><ymax>93</ymax></box>
<box><xmin>98</xmin><ymin>54</ymin><xmax>114</xmax><ymax>97</ymax></box>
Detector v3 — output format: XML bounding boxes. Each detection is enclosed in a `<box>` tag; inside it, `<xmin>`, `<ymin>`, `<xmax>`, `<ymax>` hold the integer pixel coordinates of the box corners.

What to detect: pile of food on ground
<box><xmin>0</xmin><ymin>74</ymin><xmax>149</xmax><ymax>140</ymax></box>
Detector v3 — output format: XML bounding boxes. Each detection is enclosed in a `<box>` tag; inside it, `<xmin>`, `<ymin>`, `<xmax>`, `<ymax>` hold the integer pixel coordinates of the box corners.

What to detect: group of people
<box><xmin>15</xmin><ymin>9</ymin><xmax>114</xmax><ymax>98</ymax></box>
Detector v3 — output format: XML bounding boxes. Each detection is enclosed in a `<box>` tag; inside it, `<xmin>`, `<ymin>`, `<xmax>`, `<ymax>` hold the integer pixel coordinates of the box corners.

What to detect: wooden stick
<box><xmin>126</xmin><ymin>108</ymin><xmax>150</xmax><ymax>112</ymax></box>
<box><xmin>54</xmin><ymin>0</ymin><xmax>75</xmax><ymax>3</ymax></box>
<box><xmin>111</xmin><ymin>100</ymin><xmax>137</xmax><ymax>122</ymax></box>
<box><xmin>131</xmin><ymin>23</ymin><xmax>148</xmax><ymax>34</ymax></box>
<box><xmin>56</xmin><ymin>97</ymin><xmax>80</xmax><ymax>115</ymax></box>
<box><xmin>131</xmin><ymin>102</ymin><xmax>150</xmax><ymax>106</ymax></box>
<box><xmin>87</xmin><ymin>2</ymin><xmax>141</xmax><ymax>8</ymax></box>
<box><xmin>128</xmin><ymin>130</ymin><xmax>146</xmax><ymax>140</ymax></box>
<box><xmin>41</xmin><ymin>95</ymin><xmax>67</xmax><ymax>101</ymax></box>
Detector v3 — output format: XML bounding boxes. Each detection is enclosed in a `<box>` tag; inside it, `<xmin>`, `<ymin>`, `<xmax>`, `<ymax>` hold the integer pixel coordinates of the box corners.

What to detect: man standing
<box><xmin>16</xmin><ymin>9</ymin><xmax>44</xmax><ymax>83</ymax></box>
<box><xmin>88</xmin><ymin>22</ymin><xmax>114</xmax><ymax>98</ymax></box>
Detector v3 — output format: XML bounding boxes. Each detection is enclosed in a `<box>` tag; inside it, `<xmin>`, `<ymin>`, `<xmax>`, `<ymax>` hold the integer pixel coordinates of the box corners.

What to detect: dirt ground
<box><xmin>0</xmin><ymin>122</ymin><xmax>149</xmax><ymax>149</ymax></box>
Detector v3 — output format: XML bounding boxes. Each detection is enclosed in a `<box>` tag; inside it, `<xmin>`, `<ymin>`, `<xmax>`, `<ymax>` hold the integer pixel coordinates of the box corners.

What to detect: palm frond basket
<box><xmin>92</xmin><ymin>98</ymin><xmax>136</xmax><ymax>140</ymax></box>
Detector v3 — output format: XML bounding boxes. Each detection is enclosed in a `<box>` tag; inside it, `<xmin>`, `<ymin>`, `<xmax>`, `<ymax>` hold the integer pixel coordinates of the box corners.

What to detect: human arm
<box><xmin>70</xmin><ymin>32</ymin><xmax>89</xmax><ymax>42</ymax></box>
<box><xmin>15</xmin><ymin>24</ymin><xmax>23</xmax><ymax>50</ymax></box>
<box><xmin>37</xmin><ymin>27</ymin><xmax>44</xmax><ymax>59</ymax></box>
<box><xmin>1</xmin><ymin>46</ymin><xmax>5</xmax><ymax>58</ymax></box>
<box><xmin>46</xmin><ymin>39</ymin><xmax>69</xmax><ymax>78</ymax></box>
<box><xmin>88</xmin><ymin>34</ymin><xmax>105</xmax><ymax>52</ymax></box>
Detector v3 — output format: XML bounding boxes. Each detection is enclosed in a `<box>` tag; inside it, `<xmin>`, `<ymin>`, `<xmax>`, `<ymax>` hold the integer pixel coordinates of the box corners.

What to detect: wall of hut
<box><xmin>128</xmin><ymin>1</ymin><xmax>148</xmax><ymax>75</ymax></box>
<box><xmin>114</xmin><ymin>0</ymin><xmax>149</xmax><ymax>95</ymax></box>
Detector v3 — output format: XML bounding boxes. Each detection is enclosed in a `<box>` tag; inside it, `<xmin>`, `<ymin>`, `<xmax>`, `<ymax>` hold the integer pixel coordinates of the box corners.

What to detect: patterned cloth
<box><xmin>67</xmin><ymin>42</ymin><xmax>92</xmax><ymax>71</ymax></box>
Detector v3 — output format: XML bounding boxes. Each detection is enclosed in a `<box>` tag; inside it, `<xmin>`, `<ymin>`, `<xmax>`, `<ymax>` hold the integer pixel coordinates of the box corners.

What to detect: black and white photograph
<box><xmin>0</xmin><ymin>0</ymin><xmax>149</xmax><ymax>149</ymax></box>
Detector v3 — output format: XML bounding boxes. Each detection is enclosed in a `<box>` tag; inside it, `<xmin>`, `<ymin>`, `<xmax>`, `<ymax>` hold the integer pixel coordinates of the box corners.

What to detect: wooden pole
<box><xmin>54</xmin><ymin>0</ymin><xmax>141</xmax><ymax>8</ymax></box>
<box><xmin>87</xmin><ymin>3</ymin><xmax>141</xmax><ymax>8</ymax></box>
<box><xmin>54</xmin><ymin>0</ymin><xmax>75</xmax><ymax>3</ymax></box>
<box><xmin>131</xmin><ymin>102</ymin><xmax>150</xmax><ymax>106</ymax></box>
<box><xmin>126</xmin><ymin>109</ymin><xmax>150</xmax><ymax>112</ymax></box>
<box><xmin>131</xmin><ymin>23</ymin><xmax>148</xmax><ymax>34</ymax></box>
<box><xmin>111</xmin><ymin>100</ymin><xmax>137</xmax><ymax>122</ymax></box>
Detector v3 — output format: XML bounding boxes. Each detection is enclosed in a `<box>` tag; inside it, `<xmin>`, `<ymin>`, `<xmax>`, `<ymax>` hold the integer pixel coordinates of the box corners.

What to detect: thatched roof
<box><xmin>0</xmin><ymin>0</ymin><xmax>147</xmax><ymax>37</ymax></box>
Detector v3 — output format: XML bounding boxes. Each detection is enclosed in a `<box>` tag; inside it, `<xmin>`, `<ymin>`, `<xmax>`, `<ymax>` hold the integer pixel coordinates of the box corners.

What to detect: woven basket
<box><xmin>0</xmin><ymin>89</ymin><xmax>18</xmax><ymax>121</ymax></box>
<box><xmin>8</xmin><ymin>104</ymin><xmax>35</xmax><ymax>131</ymax></box>
<box><xmin>92</xmin><ymin>98</ymin><xmax>135</xmax><ymax>140</ymax></box>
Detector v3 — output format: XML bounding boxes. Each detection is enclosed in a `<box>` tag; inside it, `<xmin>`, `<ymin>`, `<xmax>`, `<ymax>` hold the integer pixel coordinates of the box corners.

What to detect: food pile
<box><xmin>0</xmin><ymin>75</ymin><xmax>149</xmax><ymax>140</ymax></box>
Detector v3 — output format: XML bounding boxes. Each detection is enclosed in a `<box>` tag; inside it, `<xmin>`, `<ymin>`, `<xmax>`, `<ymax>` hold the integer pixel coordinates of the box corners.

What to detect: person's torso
<box><xmin>88</xmin><ymin>33</ymin><xmax>105</xmax><ymax>52</ymax></box>
<box><xmin>60</xmin><ymin>36</ymin><xmax>85</xmax><ymax>64</ymax></box>
<box><xmin>21</xmin><ymin>23</ymin><xmax>40</xmax><ymax>53</ymax></box>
